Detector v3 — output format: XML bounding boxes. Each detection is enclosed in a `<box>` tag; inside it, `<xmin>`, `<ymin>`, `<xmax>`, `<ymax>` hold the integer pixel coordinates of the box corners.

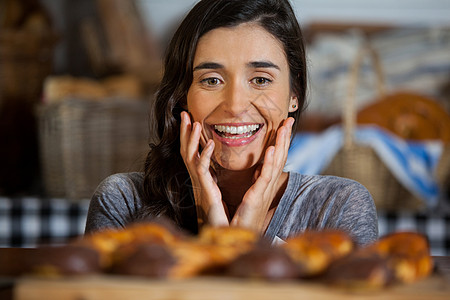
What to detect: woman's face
<box><xmin>186</xmin><ymin>22</ymin><xmax>298</xmax><ymax>170</ymax></box>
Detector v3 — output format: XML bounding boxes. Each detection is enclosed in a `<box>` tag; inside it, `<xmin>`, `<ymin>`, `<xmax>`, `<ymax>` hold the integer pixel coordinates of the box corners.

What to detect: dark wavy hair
<box><xmin>143</xmin><ymin>0</ymin><xmax>307</xmax><ymax>233</ymax></box>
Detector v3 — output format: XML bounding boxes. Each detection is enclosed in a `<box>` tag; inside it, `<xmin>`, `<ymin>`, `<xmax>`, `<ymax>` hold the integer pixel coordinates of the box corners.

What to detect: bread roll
<box><xmin>282</xmin><ymin>230</ymin><xmax>354</xmax><ymax>277</ymax></box>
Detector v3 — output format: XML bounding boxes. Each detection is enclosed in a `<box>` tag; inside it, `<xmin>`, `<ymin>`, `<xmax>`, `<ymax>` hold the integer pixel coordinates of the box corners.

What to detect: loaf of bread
<box><xmin>75</xmin><ymin>221</ymin><xmax>182</xmax><ymax>268</ymax></box>
<box><xmin>282</xmin><ymin>230</ymin><xmax>355</xmax><ymax>277</ymax></box>
<box><xmin>168</xmin><ymin>226</ymin><xmax>260</xmax><ymax>278</ymax></box>
<box><xmin>43</xmin><ymin>74</ymin><xmax>143</xmax><ymax>103</ymax></box>
<box><xmin>366</xmin><ymin>231</ymin><xmax>434</xmax><ymax>283</ymax></box>
<box><xmin>109</xmin><ymin>243</ymin><xmax>176</xmax><ymax>278</ymax></box>
<box><xmin>226</xmin><ymin>244</ymin><xmax>302</xmax><ymax>280</ymax></box>
<box><xmin>324</xmin><ymin>231</ymin><xmax>433</xmax><ymax>289</ymax></box>
<box><xmin>357</xmin><ymin>91</ymin><xmax>450</xmax><ymax>142</ymax></box>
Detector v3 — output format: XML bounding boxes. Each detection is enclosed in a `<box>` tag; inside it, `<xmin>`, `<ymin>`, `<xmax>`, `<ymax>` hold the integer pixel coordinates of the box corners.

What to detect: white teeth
<box><xmin>214</xmin><ymin>124</ymin><xmax>260</xmax><ymax>134</ymax></box>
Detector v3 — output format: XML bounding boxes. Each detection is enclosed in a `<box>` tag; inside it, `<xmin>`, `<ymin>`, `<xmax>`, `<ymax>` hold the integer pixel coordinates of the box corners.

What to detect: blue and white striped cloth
<box><xmin>285</xmin><ymin>125</ymin><xmax>444</xmax><ymax>208</ymax></box>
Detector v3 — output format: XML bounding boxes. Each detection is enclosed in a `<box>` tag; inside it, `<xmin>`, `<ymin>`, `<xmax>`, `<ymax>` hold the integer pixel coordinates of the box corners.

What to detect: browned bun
<box><xmin>196</xmin><ymin>226</ymin><xmax>260</xmax><ymax>265</ymax></box>
<box><xmin>109</xmin><ymin>243</ymin><xmax>176</xmax><ymax>278</ymax></box>
<box><xmin>226</xmin><ymin>245</ymin><xmax>302</xmax><ymax>280</ymax></box>
<box><xmin>167</xmin><ymin>226</ymin><xmax>260</xmax><ymax>279</ymax></box>
<box><xmin>198</xmin><ymin>226</ymin><xmax>259</xmax><ymax>248</ymax></box>
<box><xmin>367</xmin><ymin>231</ymin><xmax>434</xmax><ymax>283</ymax></box>
<box><xmin>75</xmin><ymin>221</ymin><xmax>182</xmax><ymax>268</ymax></box>
<box><xmin>282</xmin><ymin>230</ymin><xmax>355</xmax><ymax>277</ymax></box>
<box><xmin>324</xmin><ymin>231</ymin><xmax>433</xmax><ymax>289</ymax></box>
<box><xmin>324</xmin><ymin>251</ymin><xmax>395</xmax><ymax>290</ymax></box>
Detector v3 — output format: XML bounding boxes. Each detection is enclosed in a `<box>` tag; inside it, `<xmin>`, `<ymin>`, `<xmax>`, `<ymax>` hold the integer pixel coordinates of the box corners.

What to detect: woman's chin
<box><xmin>213</xmin><ymin>155</ymin><xmax>259</xmax><ymax>172</ymax></box>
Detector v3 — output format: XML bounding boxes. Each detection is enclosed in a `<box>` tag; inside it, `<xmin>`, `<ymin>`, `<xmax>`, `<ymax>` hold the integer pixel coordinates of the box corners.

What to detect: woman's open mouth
<box><xmin>211</xmin><ymin>123</ymin><xmax>263</xmax><ymax>146</ymax></box>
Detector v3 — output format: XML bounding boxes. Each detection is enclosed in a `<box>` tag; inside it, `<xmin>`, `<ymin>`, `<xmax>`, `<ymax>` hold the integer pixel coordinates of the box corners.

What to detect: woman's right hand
<box><xmin>180</xmin><ymin>111</ymin><xmax>229</xmax><ymax>228</ymax></box>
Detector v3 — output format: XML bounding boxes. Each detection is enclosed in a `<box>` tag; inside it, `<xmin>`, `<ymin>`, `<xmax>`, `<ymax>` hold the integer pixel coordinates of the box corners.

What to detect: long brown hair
<box><xmin>143</xmin><ymin>0</ymin><xmax>308</xmax><ymax>233</ymax></box>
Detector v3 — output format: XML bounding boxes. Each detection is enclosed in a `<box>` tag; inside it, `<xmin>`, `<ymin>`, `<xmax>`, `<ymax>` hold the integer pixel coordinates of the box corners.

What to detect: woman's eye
<box><xmin>251</xmin><ymin>77</ymin><xmax>272</xmax><ymax>86</ymax></box>
<box><xmin>201</xmin><ymin>78</ymin><xmax>221</xmax><ymax>86</ymax></box>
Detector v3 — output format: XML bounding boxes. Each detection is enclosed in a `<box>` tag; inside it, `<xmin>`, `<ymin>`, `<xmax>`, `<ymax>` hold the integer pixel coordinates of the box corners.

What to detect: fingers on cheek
<box><xmin>190</xmin><ymin>122</ymin><xmax>200</xmax><ymax>141</ymax></box>
<box><xmin>180</xmin><ymin>113</ymin><xmax>194</xmax><ymax>156</ymax></box>
<box><xmin>260</xmin><ymin>147</ymin><xmax>275</xmax><ymax>182</ymax></box>
<box><xmin>281</xmin><ymin>121</ymin><xmax>294</xmax><ymax>163</ymax></box>
<box><xmin>197</xmin><ymin>140</ymin><xmax>214</xmax><ymax>174</ymax></box>
<box><xmin>285</xmin><ymin>119</ymin><xmax>294</xmax><ymax>146</ymax></box>
<box><xmin>274</xmin><ymin>128</ymin><xmax>287</xmax><ymax>162</ymax></box>
<box><xmin>275</xmin><ymin>122</ymin><xmax>291</xmax><ymax>163</ymax></box>
<box><xmin>180</xmin><ymin>113</ymin><xmax>191</xmax><ymax>136</ymax></box>
<box><xmin>276</xmin><ymin>126</ymin><xmax>287</xmax><ymax>147</ymax></box>
<box><xmin>186</xmin><ymin>123</ymin><xmax>200</xmax><ymax>157</ymax></box>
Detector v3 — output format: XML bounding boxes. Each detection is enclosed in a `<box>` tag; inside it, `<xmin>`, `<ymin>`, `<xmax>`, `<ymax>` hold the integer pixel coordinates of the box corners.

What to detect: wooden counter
<box><xmin>6</xmin><ymin>256</ymin><xmax>450</xmax><ymax>300</ymax></box>
<box><xmin>12</xmin><ymin>273</ymin><xmax>450</xmax><ymax>300</ymax></box>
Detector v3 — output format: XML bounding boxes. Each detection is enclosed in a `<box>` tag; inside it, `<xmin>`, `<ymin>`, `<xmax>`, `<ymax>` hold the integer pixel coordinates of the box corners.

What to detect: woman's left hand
<box><xmin>230</xmin><ymin>117</ymin><xmax>295</xmax><ymax>232</ymax></box>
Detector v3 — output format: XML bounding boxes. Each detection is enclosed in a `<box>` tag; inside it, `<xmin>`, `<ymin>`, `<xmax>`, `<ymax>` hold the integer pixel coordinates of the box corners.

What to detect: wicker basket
<box><xmin>322</xmin><ymin>45</ymin><xmax>429</xmax><ymax>211</ymax></box>
<box><xmin>38</xmin><ymin>98</ymin><xmax>150</xmax><ymax>199</ymax></box>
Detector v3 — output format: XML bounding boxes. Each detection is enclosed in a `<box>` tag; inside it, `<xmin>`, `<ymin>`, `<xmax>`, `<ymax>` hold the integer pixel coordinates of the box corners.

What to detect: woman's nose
<box><xmin>221</xmin><ymin>81</ymin><xmax>251</xmax><ymax>117</ymax></box>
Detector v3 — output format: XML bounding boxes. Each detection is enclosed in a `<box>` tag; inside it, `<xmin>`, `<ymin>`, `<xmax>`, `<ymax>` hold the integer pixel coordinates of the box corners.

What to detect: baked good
<box><xmin>226</xmin><ymin>244</ymin><xmax>302</xmax><ymax>280</ymax></box>
<box><xmin>75</xmin><ymin>223</ymin><xmax>259</xmax><ymax>279</ymax></box>
<box><xmin>43</xmin><ymin>74</ymin><xmax>143</xmax><ymax>103</ymax></box>
<box><xmin>282</xmin><ymin>230</ymin><xmax>355</xmax><ymax>277</ymax></box>
<box><xmin>357</xmin><ymin>91</ymin><xmax>450</xmax><ymax>142</ymax></box>
<box><xmin>197</xmin><ymin>226</ymin><xmax>259</xmax><ymax>264</ymax></box>
<box><xmin>367</xmin><ymin>231</ymin><xmax>434</xmax><ymax>283</ymax></box>
<box><xmin>76</xmin><ymin>221</ymin><xmax>181</xmax><ymax>268</ymax></box>
<box><xmin>168</xmin><ymin>226</ymin><xmax>260</xmax><ymax>278</ymax></box>
<box><xmin>324</xmin><ymin>251</ymin><xmax>394</xmax><ymax>290</ymax></box>
<box><xmin>110</xmin><ymin>243</ymin><xmax>176</xmax><ymax>278</ymax></box>
<box><xmin>324</xmin><ymin>231</ymin><xmax>433</xmax><ymax>289</ymax></box>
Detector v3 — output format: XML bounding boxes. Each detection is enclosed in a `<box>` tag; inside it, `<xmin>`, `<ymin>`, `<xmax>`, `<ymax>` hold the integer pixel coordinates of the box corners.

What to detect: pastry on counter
<box><xmin>324</xmin><ymin>231</ymin><xmax>433</xmax><ymax>289</ymax></box>
<box><xmin>226</xmin><ymin>243</ymin><xmax>302</xmax><ymax>280</ymax></box>
<box><xmin>282</xmin><ymin>230</ymin><xmax>355</xmax><ymax>277</ymax></box>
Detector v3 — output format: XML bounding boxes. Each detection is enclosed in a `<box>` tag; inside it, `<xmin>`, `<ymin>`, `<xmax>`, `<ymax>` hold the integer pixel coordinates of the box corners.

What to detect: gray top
<box><xmin>85</xmin><ymin>172</ymin><xmax>378</xmax><ymax>246</ymax></box>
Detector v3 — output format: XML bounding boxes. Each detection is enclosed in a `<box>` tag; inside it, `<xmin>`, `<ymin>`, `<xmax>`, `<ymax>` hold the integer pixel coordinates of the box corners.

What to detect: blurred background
<box><xmin>0</xmin><ymin>0</ymin><xmax>449</xmax><ymax>254</ymax></box>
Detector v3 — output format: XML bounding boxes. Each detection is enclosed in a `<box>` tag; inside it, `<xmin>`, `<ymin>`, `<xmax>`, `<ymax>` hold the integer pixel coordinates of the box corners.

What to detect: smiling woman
<box><xmin>186</xmin><ymin>23</ymin><xmax>297</xmax><ymax>170</ymax></box>
<box><xmin>85</xmin><ymin>0</ymin><xmax>378</xmax><ymax>246</ymax></box>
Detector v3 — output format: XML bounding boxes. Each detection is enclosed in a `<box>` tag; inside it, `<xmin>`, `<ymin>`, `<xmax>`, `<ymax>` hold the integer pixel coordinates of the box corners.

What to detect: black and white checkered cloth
<box><xmin>0</xmin><ymin>197</ymin><xmax>449</xmax><ymax>255</ymax></box>
<box><xmin>0</xmin><ymin>197</ymin><xmax>89</xmax><ymax>247</ymax></box>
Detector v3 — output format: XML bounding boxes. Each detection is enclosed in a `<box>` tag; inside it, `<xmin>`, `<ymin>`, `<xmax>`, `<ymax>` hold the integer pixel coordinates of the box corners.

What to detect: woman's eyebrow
<box><xmin>193</xmin><ymin>62</ymin><xmax>224</xmax><ymax>71</ymax></box>
<box><xmin>248</xmin><ymin>61</ymin><xmax>280</xmax><ymax>70</ymax></box>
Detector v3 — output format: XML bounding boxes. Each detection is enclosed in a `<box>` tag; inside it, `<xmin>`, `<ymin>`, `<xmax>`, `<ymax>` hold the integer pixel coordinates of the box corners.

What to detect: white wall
<box><xmin>138</xmin><ymin>0</ymin><xmax>450</xmax><ymax>39</ymax></box>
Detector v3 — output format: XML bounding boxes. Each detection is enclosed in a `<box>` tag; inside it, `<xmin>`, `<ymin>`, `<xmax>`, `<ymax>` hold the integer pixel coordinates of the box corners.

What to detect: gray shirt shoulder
<box><xmin>266</xmin><ymin>172</ymin><xmax>378</xmax><ymax>245</ymax></box>
<box><xmin>85</xmin><ymin>172</ymin><xmax>146</xmax><ymax>233</ymax></box>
